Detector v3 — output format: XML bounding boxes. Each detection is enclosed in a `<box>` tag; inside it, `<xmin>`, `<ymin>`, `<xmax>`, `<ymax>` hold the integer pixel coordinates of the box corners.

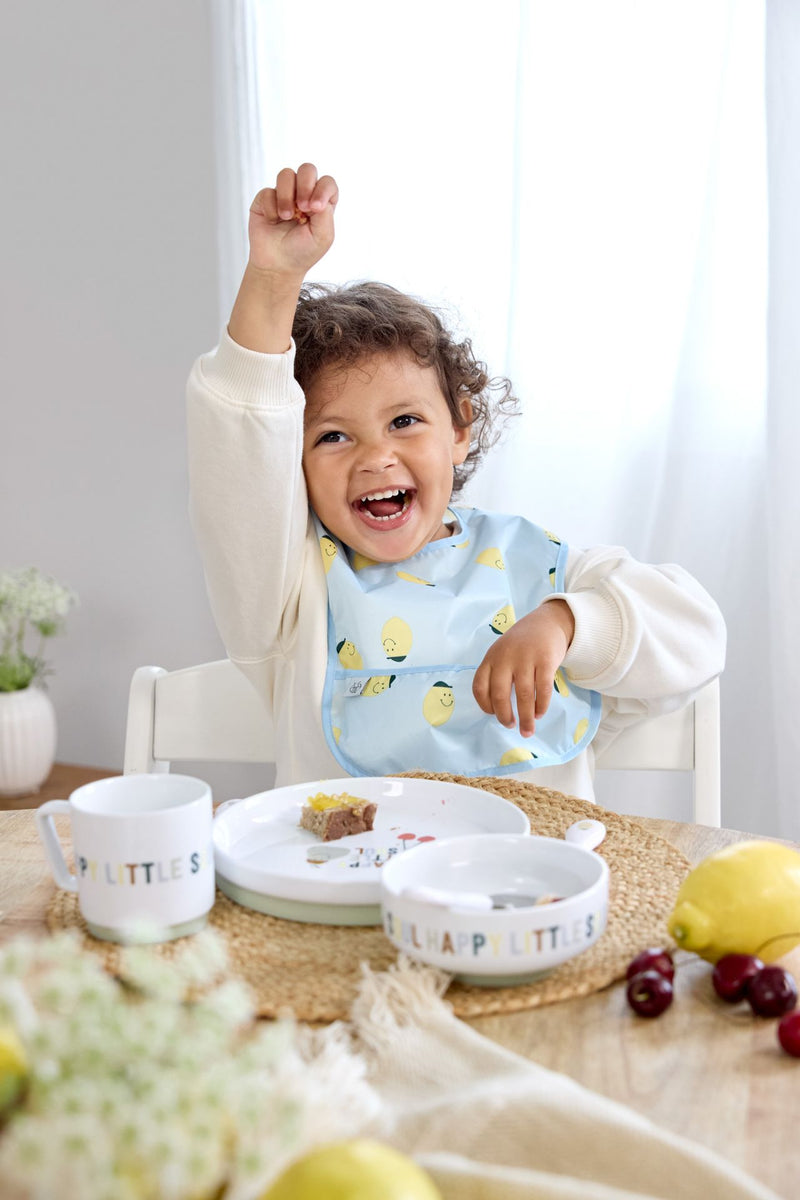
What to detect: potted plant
<box><xmin>0</xmin><ymin>567</ymin><xmax>78</xmax><ymax>796</ymax></box>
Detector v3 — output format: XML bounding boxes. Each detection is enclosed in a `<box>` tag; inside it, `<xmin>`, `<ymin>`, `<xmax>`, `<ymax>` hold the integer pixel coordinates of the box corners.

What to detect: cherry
<box><xmin>711</xmin><ymin>954</ymin><xmax>764</xmax><ymax>1003</ymax></box>
<box><xmin>777</xmin><ymin>1011</ymin><xmax>800</xmax><ymax>1057</ymax></box>
<box><xmin>746</xmin><ymin>966</ymin><xmax>798</xmax><ymax>1018</ymax></box>
<box><xmin>626</xmin><ymin>970</ymin><xmax>674</xmax><ymax>1017</ymax></box>
<box><xmin>626</xmin><ymin>948</ymin><xmax>675</xmax><ymax>983</ymax></box>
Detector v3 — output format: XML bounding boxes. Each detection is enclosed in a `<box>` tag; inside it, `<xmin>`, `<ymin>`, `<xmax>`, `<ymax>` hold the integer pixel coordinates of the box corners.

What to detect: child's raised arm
<box><xmin>228</xmin><ymin>162</ymin><xmax>338</xmax><ymax>354</ymax></box>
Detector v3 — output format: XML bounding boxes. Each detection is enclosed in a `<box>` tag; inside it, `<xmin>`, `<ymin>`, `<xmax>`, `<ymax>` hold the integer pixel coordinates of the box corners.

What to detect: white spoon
<box><xmin>399</xmin><ymin>819</ymin><xmax>607</xmax><ymax>911</ymax></box>
<box><xmin>564</xmin><ymin>817</ymin><xmax>606</xmax><ymax>851</ymax></box>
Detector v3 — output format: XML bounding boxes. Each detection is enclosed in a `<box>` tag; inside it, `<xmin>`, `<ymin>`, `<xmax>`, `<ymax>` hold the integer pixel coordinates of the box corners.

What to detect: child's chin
<box><xmin>349</xmin><ymin>529</ymin><xmax>422</xmax><ymax>563</ymax></box>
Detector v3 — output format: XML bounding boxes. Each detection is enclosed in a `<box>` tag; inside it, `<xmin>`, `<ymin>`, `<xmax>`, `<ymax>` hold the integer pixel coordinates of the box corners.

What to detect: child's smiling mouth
<box><xmin>354</xmin><ymin>489</ymin><xmax>414</xmax><ymax>525</ymax></box>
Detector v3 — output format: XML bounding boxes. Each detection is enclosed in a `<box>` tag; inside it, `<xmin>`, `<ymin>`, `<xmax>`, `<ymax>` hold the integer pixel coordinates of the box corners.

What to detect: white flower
<box><xmin>0</xmin><ymin>931</ymin><xmax>382</xmax><ymax>1200</ymax></box>
<box><xmin>0</xmin><ymin>565</ymin><xmax>78</xmax><ymax>690</ymax></box>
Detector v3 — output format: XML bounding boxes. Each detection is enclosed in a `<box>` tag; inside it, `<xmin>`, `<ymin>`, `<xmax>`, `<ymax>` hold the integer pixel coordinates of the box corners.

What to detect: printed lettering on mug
<box><xmin>76</xmin><ymin>847</ymin><xmax>213</xmax><ymax>886</ymax></box>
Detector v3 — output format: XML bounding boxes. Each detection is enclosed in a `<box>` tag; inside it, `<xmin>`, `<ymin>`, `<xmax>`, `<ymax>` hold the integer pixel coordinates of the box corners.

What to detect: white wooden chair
<box><xmin>593</xmin><ymin>678</ymin><xmax>720</xmax><ymax>826</ymax></box>
<box><xmin>123</xmin><ymin>661</ymin><xmax>721</xmax><ymax>825</ymax></box>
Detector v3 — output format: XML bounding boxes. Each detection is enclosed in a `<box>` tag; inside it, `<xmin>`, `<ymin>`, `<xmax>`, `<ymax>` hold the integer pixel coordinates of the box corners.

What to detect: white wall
<box><xmin>0</xmin><ymin>1</ymin><xmax>273</xmax><ymax>799</ymax></box>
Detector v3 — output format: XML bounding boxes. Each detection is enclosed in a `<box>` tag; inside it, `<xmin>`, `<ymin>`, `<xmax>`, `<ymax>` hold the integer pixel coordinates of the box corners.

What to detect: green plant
<box><xmin>0</xmin><ymin>567</ymin><xmax>77</xmax><ymax>692</ymax></box>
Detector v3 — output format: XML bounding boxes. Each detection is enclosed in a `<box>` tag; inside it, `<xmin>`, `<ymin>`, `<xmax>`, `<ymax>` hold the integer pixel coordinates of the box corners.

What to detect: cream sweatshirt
<box><xmin>186</xmin><ymin>332</ymin><xmax>726</xmax><ymax>799</ymax></box>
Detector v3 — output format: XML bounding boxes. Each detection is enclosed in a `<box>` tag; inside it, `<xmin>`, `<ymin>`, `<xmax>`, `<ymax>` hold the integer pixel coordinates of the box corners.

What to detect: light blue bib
<box><xmin>315</xmin><ymin>507</ymin><xmax>601</xmax><ymax>777</ymax></box>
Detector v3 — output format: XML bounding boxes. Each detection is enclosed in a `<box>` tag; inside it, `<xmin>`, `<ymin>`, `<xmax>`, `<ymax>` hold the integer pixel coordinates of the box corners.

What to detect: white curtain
<box><xmin>209</xmin><ymin>0</ymin><xmax>799</xmax><ymax>839</ymax></box>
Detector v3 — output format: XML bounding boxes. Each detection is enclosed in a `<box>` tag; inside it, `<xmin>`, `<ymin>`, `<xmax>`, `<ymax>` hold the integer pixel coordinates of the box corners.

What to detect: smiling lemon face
<box><xmin>361</xmin><ymin>674</ymin><xmax>395</xmax><ymax>697</ymax></box>
<box><xmin>476</xmin><ymin>547</ymin><xmax>505</xmax><ymax>570</ymax></box>
<box><xmin>382</xmin><ymin>616</ymin><xmax>413</xmax><ymax>661</ymax></box>
<box><xmin>319</xmin><ymin>535</ymin><xmax>338</xmax><ymax>572</ymax></box>
<box><xmin>490</xmin><ymin>604</ymin><xmax>516</xmax><ymax>636</ymax></box>
<box><xmin>337</xmin><ymin>639</ymin><xmax>363</xmax><ymax>670</ymax></box>
<box><xmin>422</xmin><ymin>681</ymin><xmax>455</xmax><ymax>726</ymax></box>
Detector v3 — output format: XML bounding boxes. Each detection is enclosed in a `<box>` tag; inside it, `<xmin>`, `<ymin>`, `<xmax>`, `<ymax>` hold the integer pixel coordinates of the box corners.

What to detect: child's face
<box><xmin>302</xmin><ymin>352</ymin><xmax>471</xmax><ymax>563</ymax></box>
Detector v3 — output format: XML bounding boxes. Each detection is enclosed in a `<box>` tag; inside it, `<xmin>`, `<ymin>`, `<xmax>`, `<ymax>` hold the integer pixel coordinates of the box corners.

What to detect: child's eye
<box><xmin>391</xmin><ymin>414</ymin><xmax>420</xmax><ymax>430</ymax></box>
<box><xmin>316</xmin><ymin>430</ymin><xmax>346</xmax><ymax>445</ymax></box>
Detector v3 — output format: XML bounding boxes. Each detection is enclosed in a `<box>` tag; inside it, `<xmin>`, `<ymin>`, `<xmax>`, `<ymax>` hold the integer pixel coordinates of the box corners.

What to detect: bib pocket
<box><xmin>323</xmin><ymin>664</ymin><xmax>601</xmax><ymax>778</ymax></box>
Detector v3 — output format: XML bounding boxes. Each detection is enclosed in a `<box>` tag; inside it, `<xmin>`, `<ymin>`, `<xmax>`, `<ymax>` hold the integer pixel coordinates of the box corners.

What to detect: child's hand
<box><xmin>229</xmin><ymin>164</ymin><xmax>338</xmax><ymax>352</ymax></box>
<box><xmin>248</xmin><ymin>163</ymin><xmax>338</xmax><ymax>278</ymax></box>
<box><xmin>472</xmin><ymin>600</ymin><xmax>575</xmax><ymax>737</ymax></box>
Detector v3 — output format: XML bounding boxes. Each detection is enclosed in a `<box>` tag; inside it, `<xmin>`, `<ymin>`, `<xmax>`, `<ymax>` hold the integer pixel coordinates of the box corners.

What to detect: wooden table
<box><xmin>1</xmin><ymin>810</ymin><xmax>797</xmax><ymax>1198</ymax></box>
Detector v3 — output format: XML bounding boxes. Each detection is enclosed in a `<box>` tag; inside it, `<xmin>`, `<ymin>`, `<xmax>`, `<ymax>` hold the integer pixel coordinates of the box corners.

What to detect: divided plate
<box><xmin>213</xmin><ymin>776</ymin><xmax>530</xmax><ymax>925</ymax></box>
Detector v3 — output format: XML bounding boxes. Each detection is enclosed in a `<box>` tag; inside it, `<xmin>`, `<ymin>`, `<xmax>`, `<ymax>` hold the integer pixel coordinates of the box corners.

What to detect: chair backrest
<box><xmin>593</xmin><ymin>677</ymin><xmax>720</xmax><ymax>825</ymax></box>
<box><xmin>123</xmin><ymin>660</ymin><xmax>273</xmax><ymax>774</ymax></box>
<box><xmin>123</xmin><ymin>661</ymin><xmax>720</xmax><ymax>825</ymax></box>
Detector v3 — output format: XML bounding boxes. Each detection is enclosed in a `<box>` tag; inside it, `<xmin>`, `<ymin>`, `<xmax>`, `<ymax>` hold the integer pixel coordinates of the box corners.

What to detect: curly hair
<box><xmin>291</xmin><ymin>281</ymin><xmax>519</xmax><ymax>493</ymax></box>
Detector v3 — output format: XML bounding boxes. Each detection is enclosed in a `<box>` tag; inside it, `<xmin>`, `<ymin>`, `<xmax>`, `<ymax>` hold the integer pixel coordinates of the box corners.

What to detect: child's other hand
<box><xmin>472</xmin><ymin>600</ymin><xmax>575</xmax><ymax>738</ymax></box>
<box><xmin>248</xmin><ymin>163</ymin><xmax>338</xmax><ymax>277</ymax></box>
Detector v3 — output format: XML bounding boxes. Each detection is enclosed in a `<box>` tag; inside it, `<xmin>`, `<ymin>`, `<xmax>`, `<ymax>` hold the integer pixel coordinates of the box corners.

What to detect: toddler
<box><xmin>187</xmin><ymin>163</ymin><xmax>725</xmax><ymax>801</ymax></box>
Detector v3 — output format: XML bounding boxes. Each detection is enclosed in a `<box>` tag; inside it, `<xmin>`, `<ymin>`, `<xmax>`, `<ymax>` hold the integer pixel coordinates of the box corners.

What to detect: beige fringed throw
<box><xmin>348</xmin><ymin>958</ymin><xmax>781</xmax><ymax>1200</ymax></box>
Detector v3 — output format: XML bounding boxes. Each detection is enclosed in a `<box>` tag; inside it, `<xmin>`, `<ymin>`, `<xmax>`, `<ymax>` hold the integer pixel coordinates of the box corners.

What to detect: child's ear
<box><xmin>451</xmin><ymin>397</ymin><xmax>473</xmax><ymax>465</ymax></box>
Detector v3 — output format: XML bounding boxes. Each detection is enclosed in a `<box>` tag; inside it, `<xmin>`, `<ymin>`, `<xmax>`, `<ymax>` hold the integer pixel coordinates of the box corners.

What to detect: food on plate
<box><xmin>299</xmin><ymin>792</ymin><xmax>377</xmax><ymax>842</ymax></box>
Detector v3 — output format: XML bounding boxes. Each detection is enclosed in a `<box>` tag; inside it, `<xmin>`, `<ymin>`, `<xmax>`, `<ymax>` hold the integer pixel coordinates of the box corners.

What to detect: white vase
<box><xmin>0</xmin><ymin>686</ymin><xmax>57</xmax><ymax>796</ymax></box>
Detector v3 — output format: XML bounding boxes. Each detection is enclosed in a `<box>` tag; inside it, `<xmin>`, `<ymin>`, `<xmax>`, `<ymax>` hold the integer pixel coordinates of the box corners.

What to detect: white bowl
<box><xmin>380</xmin><ymin>834</ymin><xmax>609</xmax><ymax>986</ymax></box>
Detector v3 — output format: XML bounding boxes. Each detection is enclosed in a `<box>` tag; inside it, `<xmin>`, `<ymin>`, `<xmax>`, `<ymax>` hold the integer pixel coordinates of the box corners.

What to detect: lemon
<box><xmin>0</xmin><ymin>1025</ymin><xmax>28</xmax><ymax>1111</ymax></box>
<box><xmin>667</xmin><ymin>840</ymin><xmax>800</xmax><ymax>963</ymax></box>
<box><xmin>261</xmin><ymin>1139</ymin><xmax>442</xmax><ymax>1200</ymax></box>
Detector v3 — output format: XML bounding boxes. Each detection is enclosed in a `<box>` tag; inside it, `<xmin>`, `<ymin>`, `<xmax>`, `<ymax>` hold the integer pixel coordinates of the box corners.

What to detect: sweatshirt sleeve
<box><xmin>548</xmin><ymin>545</ymin><xmax>726</xmax><ymax>719</ymax></box>
<box><xmin>186</xmin><ymin>330</ymin><xmax>308</xmax><ymax>663</ymax></box>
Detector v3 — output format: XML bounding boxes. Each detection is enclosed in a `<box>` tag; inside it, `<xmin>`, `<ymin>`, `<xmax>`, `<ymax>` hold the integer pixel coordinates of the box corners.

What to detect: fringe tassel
<box><xmin>350</xmin><ymin>954</ymin><xmax>453</xmax><ymax>1054</ymax></box>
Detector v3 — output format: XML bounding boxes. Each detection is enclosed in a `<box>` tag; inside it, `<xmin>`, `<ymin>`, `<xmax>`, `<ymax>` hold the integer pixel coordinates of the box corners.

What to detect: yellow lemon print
<box><xmin>422</xmin><ymin>681</ymin><xmax>455</xmax><ymax>726</ymax></box>
<box><xmin>476</xmin><ymin>547</ymin><xmax>505</xmax><ymax>570</ymax></box>
<box><xmin>382</xmin><ymin>616</ymin><xmax>413</xmax><ymax>661</ymax></box>
<box><xmin>352</xmin><ymin>551</ymin><xmax>380</xmax><ymax>571</ymax></box>
<box><xmin>573</xmin><ymin>717</ymin><xmax>589</xmax><ymax>744</ymax></box>
<box><xmin>545</xmin><ymin>529</ymin><xmax>562</xmax><ymax>545</ymax></box>
<box><xmin>319</xmin><ymin>535</ymin><xmax>338</xmax><ymax>573</ymax></box>
<box><xmin>336</xmin><ymin>639</ymin><xmax>363</xmax><ymax>670</ymax></box>
<box><xmin>490</xmin><ymin>603</ymin><xmax>516</xmax><ymax>636</ymax></box>
<box><xmin>332</xmin><ymin>726</ymin><xmax>341</xmax><ymax>743</ymax></box>
<box><xmin>396</xmin><ymin>571</ymin><xmax>434</xmax><ymax>586</ymax></box>
<box><xmin>499</xmin><ymin>747</ymin><xmax>535</xmax><ymax>766</ymax></box>
<box><xmin>548</xmin><ymin>567</ymin><xmax>556</xmax><ymax>588</ymax></box>
<box><xmin>455</xmin><ymin>538</ymin><xmax>470</xmax><ymax>549</ymax></box>
<box><xmin>554</xmin><ymin>668</ymin><xmax>570</xmax><ymax>697</ymax></box>
<box><xmin>361</xmin><ymin>674</ymin><xmax>396</xmax><ymax>697</ymax></box>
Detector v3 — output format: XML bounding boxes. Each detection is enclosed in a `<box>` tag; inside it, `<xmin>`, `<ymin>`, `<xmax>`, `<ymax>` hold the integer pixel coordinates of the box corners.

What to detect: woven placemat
<box><xmin>46</xmin><ymin>774</ymin><xmax>690</xmax><ymax>1022</ymax></box>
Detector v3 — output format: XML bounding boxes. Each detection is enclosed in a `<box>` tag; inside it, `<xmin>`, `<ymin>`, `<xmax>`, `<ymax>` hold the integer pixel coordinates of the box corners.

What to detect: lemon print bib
<box><xmin>315</xmin><ymin>507</ymin><xmax>601</xmax><ymax>777</ymax></box>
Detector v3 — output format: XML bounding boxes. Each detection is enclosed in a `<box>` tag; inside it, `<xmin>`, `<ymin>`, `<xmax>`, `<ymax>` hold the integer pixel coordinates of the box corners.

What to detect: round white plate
<box><xmin>213</xmin><ymin>776</ymin><xmax>530</xmax><ymax>925</ymax></box>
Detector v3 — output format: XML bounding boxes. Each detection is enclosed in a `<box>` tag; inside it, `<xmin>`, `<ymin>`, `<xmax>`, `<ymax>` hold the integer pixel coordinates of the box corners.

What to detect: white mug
<box><xmin>36</xmin><ymin>773</ymin><xmax>215</xmax><ymax>944</ymax></box>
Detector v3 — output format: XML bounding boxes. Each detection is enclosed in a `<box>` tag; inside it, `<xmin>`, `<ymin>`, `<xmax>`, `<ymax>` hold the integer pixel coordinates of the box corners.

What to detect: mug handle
<box><xmin>35</xmin><ymin>800</ymin><xmax>78</xmax><ymax>892</ymax></box>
